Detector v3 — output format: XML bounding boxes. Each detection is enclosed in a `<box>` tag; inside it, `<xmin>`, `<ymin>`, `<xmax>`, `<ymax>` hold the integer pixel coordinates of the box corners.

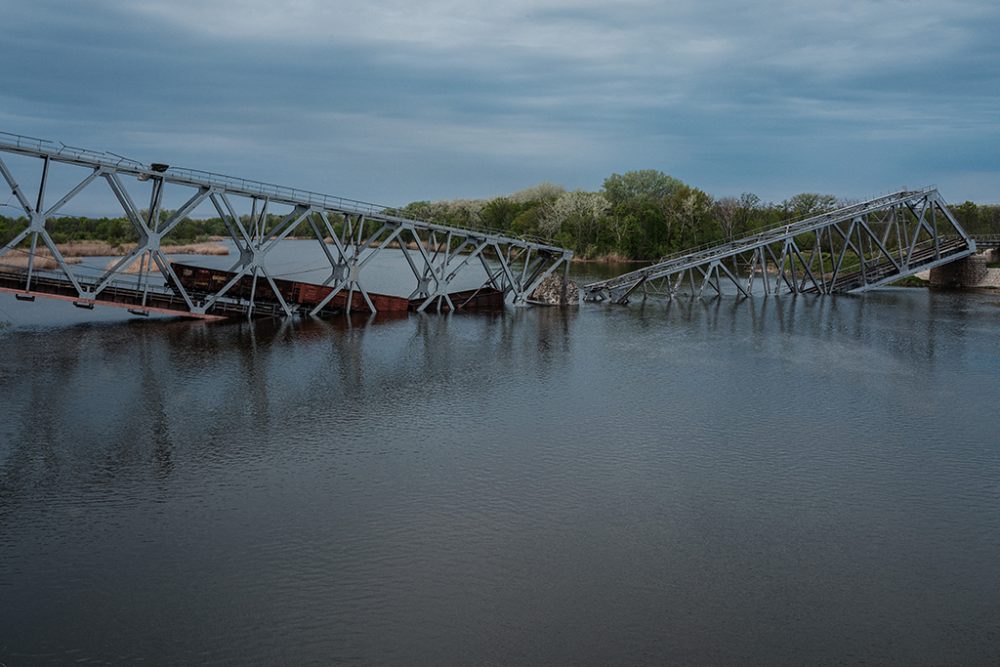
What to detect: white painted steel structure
<box><xmin>0</xmin><ymin>132</ymin><xmax>573</xmax><ymax>318</ymax></box>
<box><xmin>585</xmin><ymin>188</ymin><xmax>975</xmax><ymax>303</ymax></box>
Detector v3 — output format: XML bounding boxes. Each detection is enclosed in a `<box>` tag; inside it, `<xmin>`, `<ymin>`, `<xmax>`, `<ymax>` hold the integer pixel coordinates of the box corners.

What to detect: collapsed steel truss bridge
<box><xmin>0</xmin><ymin>132</ymin><xmax>573</xmax><ymax>319</ymax></box>
<box><xmin>585</xmin><ymin>188</ymin><xmax>975</xmax><ymax>304</ymax></box>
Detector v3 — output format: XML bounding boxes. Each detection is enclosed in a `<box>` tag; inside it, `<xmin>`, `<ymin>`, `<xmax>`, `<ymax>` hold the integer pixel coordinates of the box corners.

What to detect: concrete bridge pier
<box><xmin>929</xmin><ymin>254</ymin><xmax>988</xmax><ymax>287</ymax></box>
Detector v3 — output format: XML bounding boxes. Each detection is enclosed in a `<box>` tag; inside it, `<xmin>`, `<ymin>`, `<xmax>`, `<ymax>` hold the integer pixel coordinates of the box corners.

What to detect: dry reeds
<box><xmin>167</xmin><ymin>242</ymin><xmax>229</xmax><ymax>256</ymax></box>
<box><xmin>111</xmin><ymin>256</ymin><xmax>163</xmax><ymax>275</ymax></box>
<box><xmin>56</xmin><ymin>241</ymin><xmax>123</xmax><ymax>257</ymax></box>
<box><xmin>0</xmin><ymin>240</ymin><xmax>227</xmax><ymax>274</ymax></box>
<box><xmin>52</xmin><ymin>240</ymin><xmax>230</xmax><ymax>257</ymax></box>
<box><xmin>126</xmin><ymin>242</ymin><xmax>230</xmax><ymax>256</ymax></box>
<box><xmin>0</xmin><ymin>254</ymin><xmax>82</xmax><ymax>271</ymax></box>
<box><xmin>103</xmin><ymin>242</ymin><xmax>230</xmax><ymax>274</ymax></box>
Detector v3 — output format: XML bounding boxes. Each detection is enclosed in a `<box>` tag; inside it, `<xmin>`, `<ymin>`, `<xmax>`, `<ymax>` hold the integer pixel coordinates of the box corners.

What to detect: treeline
<box><xmin>3</xmin><ymin>170</ymin><xmax>999</xmax><ymax>260</ymax></box>
<box><xmin>0</xmin><ymin>214</ymin><xmax>231</xmax><ymax>246</ymax></box>
<box><xmin>395</xmin><ymin>172</ymin><xmax>1000</xmax><ymax>260</ymax></box>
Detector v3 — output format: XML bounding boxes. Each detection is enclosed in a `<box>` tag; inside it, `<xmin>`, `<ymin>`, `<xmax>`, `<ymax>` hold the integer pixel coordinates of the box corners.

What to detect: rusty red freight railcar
<box><xmin>409</xmin><ymin>287</ymin><xmax>506</xmax><ymax>311</ymax></box>
<box><xmin>169</xmin><ymin>262</ymin><xmax>508</xmax><ymax>316</ymax></box>
<box><xmin>169</xmin><ymin>262</ymin><xmax>410</xmax><ymax>314</ymax></box>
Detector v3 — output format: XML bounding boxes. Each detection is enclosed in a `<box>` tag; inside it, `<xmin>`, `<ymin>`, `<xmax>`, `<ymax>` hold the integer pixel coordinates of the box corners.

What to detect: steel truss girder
<box><xmin>0</xmin><ymin>132</ymin><xmax>573</xmax><ymax>317</ymax></box>
<box><xmin>586</xmin><ymin>188</ymin><xmax>975</xmax><ymax>304</ymax></box>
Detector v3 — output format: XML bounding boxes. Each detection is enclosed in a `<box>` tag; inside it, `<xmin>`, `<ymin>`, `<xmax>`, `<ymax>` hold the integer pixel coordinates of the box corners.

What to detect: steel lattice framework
<box><xmin>585</xmin><ymin>188</ymin><xmax>975</xmax><ymax>304</ymax></box>
<box><xmin>0</xmin><ymin>132</ymin><xmax>573</xmax><ymax>318</ymax></box>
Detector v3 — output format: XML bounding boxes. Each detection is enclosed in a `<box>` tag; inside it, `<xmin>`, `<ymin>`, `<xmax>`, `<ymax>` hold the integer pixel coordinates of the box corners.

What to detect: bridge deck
<box><xmin>0</xmin><ymin>269</ymin><xmax>267</xmax><ymax>319</ymax></box>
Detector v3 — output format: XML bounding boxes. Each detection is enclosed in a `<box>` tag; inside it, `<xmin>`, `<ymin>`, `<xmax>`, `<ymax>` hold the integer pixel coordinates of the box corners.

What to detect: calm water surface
<box><xmin>1</xmin><ymin>275</ymin><xmax>999</xmax><ymax>665</ymax></box>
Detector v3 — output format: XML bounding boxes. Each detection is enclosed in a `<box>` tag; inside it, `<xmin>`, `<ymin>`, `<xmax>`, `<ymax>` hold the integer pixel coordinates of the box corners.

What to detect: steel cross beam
<box><xmin>584</xmin><ymin>188</ymin><xmax>975</xmax><ymax>304</ymax></box>
<box><xmin>0</xmin><ymin>131</ymin><xmax>573</xmax><ymax>317</ymax></box>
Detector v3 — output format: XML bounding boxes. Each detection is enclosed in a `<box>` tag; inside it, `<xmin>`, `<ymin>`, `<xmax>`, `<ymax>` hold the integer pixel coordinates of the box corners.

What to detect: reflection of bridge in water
<box><xmin>0</xmin><ymin>132</ymin><xmax>573</xmax><ymax>319</ymax></box>
<box><xmin>585</xmin><ymin>188</ymin><xmax>976</xmax><ymax>304</ymax></box>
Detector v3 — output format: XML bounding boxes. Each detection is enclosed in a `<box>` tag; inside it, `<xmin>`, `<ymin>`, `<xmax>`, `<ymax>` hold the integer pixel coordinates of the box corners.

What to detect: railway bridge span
<box><xmin>584</xmin><ymin>188</ymin><xmax>976</xmax><ymax>304</ymax></box>
<box><xmin>0</xmin><ymin>132</ymin><xmax>573</xmax><ymax>320</ymax></box>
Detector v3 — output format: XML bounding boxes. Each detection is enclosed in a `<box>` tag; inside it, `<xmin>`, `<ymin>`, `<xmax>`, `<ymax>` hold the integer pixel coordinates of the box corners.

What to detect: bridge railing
<box><xmin>0</xmin><ymin>131</ymin><xmax>146</xmax><ymax>171</ymax></box>
<box><xmin>0</xmin><ymin>130</ymin><xmax>564</xmax><ymax>251</ymax></box>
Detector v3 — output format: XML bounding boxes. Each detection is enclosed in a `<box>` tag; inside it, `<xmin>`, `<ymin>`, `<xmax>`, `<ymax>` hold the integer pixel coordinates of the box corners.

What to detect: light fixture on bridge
<box><xmin>138</xmin><ymin>162</ymin><xmax>170</xmax><ymax>181</ymax></box>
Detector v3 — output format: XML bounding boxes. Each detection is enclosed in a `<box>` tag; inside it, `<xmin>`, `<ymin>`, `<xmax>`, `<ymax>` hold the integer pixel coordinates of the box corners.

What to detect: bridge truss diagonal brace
<box><xmin>198</xmin><ymin>200</ymin><xmax>313</xmax><ymax>318</ymax></box>
<box><xmin>0</xmin><ymin>154</ymin><xmax>87</xmax><ymax>295</ymax></box>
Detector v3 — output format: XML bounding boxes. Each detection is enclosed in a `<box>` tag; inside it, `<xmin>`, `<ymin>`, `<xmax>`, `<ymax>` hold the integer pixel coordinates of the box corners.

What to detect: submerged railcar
<box><xmin>409</xmin><ymin>287</ymin><xmax>506</xmax><ymax>311</ymax></box>
<box><xmin>168</xmin><ymin>262</ymin><xmax>410</xmax><ymax>314</ymax></box>
<box><xmin>168</xmin><ymin>262</ymin><xmax>507</xmax><ymax>316</ymax></box>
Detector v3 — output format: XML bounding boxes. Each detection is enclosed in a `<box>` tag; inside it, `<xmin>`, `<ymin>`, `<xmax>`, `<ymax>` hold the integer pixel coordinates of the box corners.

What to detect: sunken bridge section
<box><xmin>585</xmin><ymin>188</ymin><xmax>975</xmax><ymax>303</ymax></box>
<box><xmin>0</xmin><ymin>132</ymin><xmax>573</xmax><ymax>320</ymax></box>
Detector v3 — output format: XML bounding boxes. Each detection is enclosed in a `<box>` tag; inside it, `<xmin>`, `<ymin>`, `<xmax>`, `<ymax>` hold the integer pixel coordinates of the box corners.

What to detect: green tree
<box><xmin>952</xmin><ymin>201</ymin><xmax>980</xmax><ymax>233</ymax></box>
<box><xmin>782</xmin><ymin>193</ymin><xmax>839</xmax><ymax>218</ymax></box>
<box><xmin>665</xmin><ymin>185</ymin><xmax>714</xmax><ymax>249</ymax></box>
<box><xmin>480</xmin><ymin>197</ymin><xmax>521</xmax><ymax>232</ymax></box>
<box><xmin>537</xmin><ymin>190</ymin><xmax>610</xmax><ymax>256</ymax></box>
<box><xmin>603</xmin><ymin>170</ymin><xmax>685</xmax><ymax>258</ymax></box>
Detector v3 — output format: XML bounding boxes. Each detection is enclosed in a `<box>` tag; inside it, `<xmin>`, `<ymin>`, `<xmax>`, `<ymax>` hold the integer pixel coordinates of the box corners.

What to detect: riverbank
<box><xmin>0</xmin><ymin>254</ymin><xmax>83</xmax><ymax>271</ymax></box>
<box><xmin>0</xmin><ymin>240</ymin><xmax>229</xmax><ymax>273</ymax></box>
<box><xmin>56</xmin><ymin>240</ymin><xmax>230</xmax><ymax>257</ymax></box>
<box><xmin>571</xmin><ymin>253</ymin><xmax>647</xmax><ymax>264</ymax></box>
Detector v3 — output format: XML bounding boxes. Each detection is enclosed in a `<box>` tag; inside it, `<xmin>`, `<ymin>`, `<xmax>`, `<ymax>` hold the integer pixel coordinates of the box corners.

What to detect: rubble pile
<box><xmin>529</xmin><ymin>273</ymin><xmax>580</xmax><ymax>306</ymax></box>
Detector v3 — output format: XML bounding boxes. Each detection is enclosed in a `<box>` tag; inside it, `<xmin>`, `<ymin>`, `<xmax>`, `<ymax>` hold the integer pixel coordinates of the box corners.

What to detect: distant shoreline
<box><xmin>0</xmin><ymin>240</ymin><xmax>229</xmax><ymax>272</ymax></box>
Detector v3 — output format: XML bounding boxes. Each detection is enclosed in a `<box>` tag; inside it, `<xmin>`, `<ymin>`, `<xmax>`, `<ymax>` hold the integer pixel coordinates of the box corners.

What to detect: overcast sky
<box><xmin>2</xmin><ymin>0</ymin><xmax>998</xmax><ymax>206</ymax></box>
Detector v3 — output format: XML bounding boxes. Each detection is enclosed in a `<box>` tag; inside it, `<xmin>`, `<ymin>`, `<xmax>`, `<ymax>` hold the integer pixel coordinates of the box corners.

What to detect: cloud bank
<box><xmin>1</xmin><ymin>0</ymin><xmax>998</xmax><ymax>205</ymax></box>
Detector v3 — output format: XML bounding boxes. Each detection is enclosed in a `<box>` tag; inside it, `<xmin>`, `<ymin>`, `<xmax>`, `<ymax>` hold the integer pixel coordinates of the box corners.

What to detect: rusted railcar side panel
<box><xmin>412</xmin><ymin>288</ymin><xmax>506</xmax><ymax>311</ymax></box>
<box><xmin>170</xmin><ymin>262</ymin><xmax>411</xmax><ymax>314</ymax></box>
<box><xmin>169</xmin><ymin>263</ymin><xmax>508</xmax><ymax>317</ymax></box>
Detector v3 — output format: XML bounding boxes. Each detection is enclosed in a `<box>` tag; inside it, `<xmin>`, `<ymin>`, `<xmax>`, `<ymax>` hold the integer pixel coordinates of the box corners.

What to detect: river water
<box><xmin>1</xmin><ymin>265</ymin><xmax>999</xmax><ymax>665</ymax></box>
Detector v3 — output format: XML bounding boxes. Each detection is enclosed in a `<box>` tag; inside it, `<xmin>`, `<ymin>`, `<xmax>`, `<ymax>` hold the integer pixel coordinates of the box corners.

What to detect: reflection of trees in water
<box><xmin>633</xmin><ymin>293</ymin><xmax>946</xmax><ymax>365</ymax></box>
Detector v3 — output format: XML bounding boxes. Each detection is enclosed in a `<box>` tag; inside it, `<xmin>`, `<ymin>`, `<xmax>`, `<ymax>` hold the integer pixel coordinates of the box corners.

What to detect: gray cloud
<box><xmin>1</xmin><ymin>0</ymin><xmax>997</xmax><ymax>206</ymax></box>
